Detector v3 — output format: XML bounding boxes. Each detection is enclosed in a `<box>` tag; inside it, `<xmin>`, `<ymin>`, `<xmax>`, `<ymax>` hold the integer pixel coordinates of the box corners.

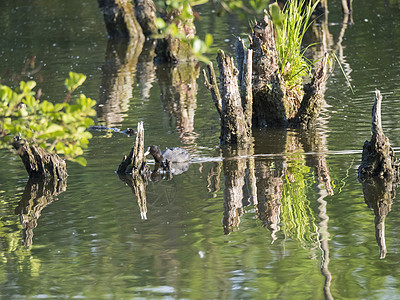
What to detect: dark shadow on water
<box><xmin>15</xmin><ymin>177</ymin><xmax>67</xmax><ymax>247</ymax></box>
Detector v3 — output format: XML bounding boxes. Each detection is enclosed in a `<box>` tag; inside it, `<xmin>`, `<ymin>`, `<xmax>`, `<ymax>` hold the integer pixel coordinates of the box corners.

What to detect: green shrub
<box><xmin>0</xmin><ymin>72</ymin><xmax>96</xmax><ymax>166</ymax></box>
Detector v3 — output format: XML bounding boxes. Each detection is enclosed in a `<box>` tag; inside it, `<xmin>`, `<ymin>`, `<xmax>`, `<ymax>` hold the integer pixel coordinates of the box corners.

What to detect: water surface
<box><xmin>1</xmin><ymin>1</ymin><xmax>400</xmax><ymax>299</ymax></box>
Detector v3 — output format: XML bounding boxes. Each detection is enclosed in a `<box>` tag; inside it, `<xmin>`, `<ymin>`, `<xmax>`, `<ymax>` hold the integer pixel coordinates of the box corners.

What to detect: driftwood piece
<box><xmin>358</xmin><ymin>90</ymin><xmax>399</xmax><ymax>181</ymax></box>
<box><xmin>12</xmin><ymin>137</ymin><xmax>67</xmax><ymax>180</ymax></box>
<box><xmin>98</xmin><ymin>0</ymin><xmax>144</xmax><ymax>40</ymax></box>
<box><xmin>117</xmin><ymin>121</ymin><xmax>150</xmax><ymax>175</ymax></box>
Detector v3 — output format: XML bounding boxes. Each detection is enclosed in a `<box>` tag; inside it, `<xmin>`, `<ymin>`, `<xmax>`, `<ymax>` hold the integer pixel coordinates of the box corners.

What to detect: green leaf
<box><xmin>205</xmin><ymin>34</ymin><xmax>213</xmax><ymax>48</ymax></box>
<box><xmin>73</xmin><ymin>156</ymin><xmax>87</xmax><ymax>167</ymax></box>
<box><xmin>65</xmin><ymin>72</ymin><xmax>87</xmax><ymax>93</ymax></box>
<box><xmin>155</xmin><ymin>18</ymin><xmax>166</xmax><ymax>29</ymax></box>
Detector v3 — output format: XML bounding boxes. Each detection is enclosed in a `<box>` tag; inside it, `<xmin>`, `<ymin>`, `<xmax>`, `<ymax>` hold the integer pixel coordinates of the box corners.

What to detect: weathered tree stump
<box><xmin>358</xmin><ymin>90</ymin><xmax>399</xmax><ymax>181</ymax></box>
<box><xmin>117</xmin><ymin>121</ymin><xmax>150</xmax><ymax>175</ymax></box>
<box><xmin>357</xmin><ymin>90</ymin><xmax>398</xmax><ymax>259</ymax></box>
<box><xmin>12</xmin><ymin>137</ymin><xmax>68</xmax><ymax>181</ymax></box>
<box><xmin>203</xmin><ymin>46</ymin><xmax>253</xmax><ymax>145</ymax></box>
<box><xmin>204</xmin><ymin>14</ymin><xmax>329</xmax><ymax>145</ymax></box>
<box><xmin>155</xmin><ymin>3</ymin><xmax>197</xmax><ymax>63</ymax></box>
<box><xmin>134</xmin><ymin>0</ymin><xmax>158</xmax><ymax>37</ymax></box>
<box><xmin>98</xmin><ymin>0</ymin><xmax>144</xmax><ymax>40</ymax></box>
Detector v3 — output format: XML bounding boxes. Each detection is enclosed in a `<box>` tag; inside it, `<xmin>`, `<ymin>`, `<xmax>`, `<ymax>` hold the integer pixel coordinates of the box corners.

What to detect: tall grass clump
<box><xmin>269</xmin><ymin>0</ymin><xmax>319</xmax><ymax>88</ymax></box>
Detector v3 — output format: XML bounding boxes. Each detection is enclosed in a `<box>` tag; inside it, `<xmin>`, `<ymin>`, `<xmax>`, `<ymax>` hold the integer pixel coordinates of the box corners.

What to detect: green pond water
<box><xmin>1</xmin><ymin>0</ymin><xmax>400</xmax><ymax>299</ymax></box>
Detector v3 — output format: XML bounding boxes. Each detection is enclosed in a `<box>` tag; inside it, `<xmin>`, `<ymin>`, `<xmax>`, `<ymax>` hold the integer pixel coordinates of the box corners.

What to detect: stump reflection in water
<box><xmin>362</xmin><ymin>177</ymin><xmax>395</xmax><ymax>259</ymax></box>
<box><xmin>98</xmin><ymin>37</ymin><xmax>145</xmax><ymax>127</ymax></box>
<box><xmin>15</xmin><ymin>177</ymin><xmax>67</xmax><ymax>247</ymax></box>
<box><xmin>157</xmin><ymin>62</ymin><xmax>200</xmax><ymax>146</ymax></box>
<box><xmin>221</xmin><ymin>126</ymin><xmax>333</xmax><ymax>244</ymax></box>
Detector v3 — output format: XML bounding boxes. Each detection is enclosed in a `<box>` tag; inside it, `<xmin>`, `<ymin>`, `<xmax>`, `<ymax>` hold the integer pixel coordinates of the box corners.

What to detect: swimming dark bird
<box><xmin>144</xmin><ymin>145</ymin><xmax>191</xmax><ymax>163</ymax></box>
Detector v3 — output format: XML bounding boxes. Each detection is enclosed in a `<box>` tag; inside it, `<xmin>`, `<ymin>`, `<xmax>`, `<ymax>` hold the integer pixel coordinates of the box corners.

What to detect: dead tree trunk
<box><xmin>155</xmin><ymin>3</ymin><xmax>197</xmax><ymax>63</ymax></box>
<box><xmin>203</xmin><ymin>46</ymin><xmax>253</xmax><ymax>145</ymax></box>
<box><xmin>12</xmin><ymin>137</ymin><xmax>68</xmax><ymax>181</ymax></box>
<box><xmin>98</xmin><ymin>0</ymin><xmax>144</xmax><ymax>40</ymax></box>
<box><xmin>134</xmin><ymin>0</ymin><xmax>158</xmax><ymax>37</ymax></box>
<box><xmin>117</xmin><ymin>121</ymin><xmax>150</xmax><ymax>175</ymax></box>
<box><xmin>358</xmin><ymin>90</ymin><xmax>399</xmax><ymax>181</ymax></box>
<box><xmin>204</xmin><ymin>14</ymin><xmax>329</xmax><ymax>144</ymax></box>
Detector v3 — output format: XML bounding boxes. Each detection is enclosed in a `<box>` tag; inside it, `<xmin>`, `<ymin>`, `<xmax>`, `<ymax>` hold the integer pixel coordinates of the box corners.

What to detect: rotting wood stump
<box><xmin>12</xmin><ymin>137</ymin><xmax>68</xmax><ymax>181</ymax></box>
<box><xmin>358</xmin><ymin>90</ymin><xmax>399</xmax><ymax>181</ymax></box>
<box><xmin>117</xmin><ymin>121</ymin><xmax>150</xmax><ymax>175</ymax></box>
<box><xmin>203</xmin><ymin>14</ymin><xmax>329</xmax><ymax>145</ymax></box>
<box><xmin>203</xmin><ymin>40</ymin><xmax>253</xmax><ymax>145</ymax></box>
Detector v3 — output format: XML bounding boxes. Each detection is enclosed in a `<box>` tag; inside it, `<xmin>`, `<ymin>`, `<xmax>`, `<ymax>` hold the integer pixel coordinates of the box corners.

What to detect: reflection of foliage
<box><xmin>0</xmin><ymin>72</ymin><xmax>96</xmax><ymax>166</ymax></box>
<box><xmin>281</xmin><ymin>154</ymin><xmax>319</xmax><ymax>247</ymax></box>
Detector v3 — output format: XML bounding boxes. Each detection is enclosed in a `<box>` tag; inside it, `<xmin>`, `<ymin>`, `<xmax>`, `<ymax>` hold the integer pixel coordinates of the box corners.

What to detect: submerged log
<box><xmin>98</xmin><ymin>0</ymin><xmax>144</xmax><ymax>40</ymax></box>
<box><xmin>358</xmin><ymin>90</ymin><xmax>399</xmax><ymax>181</ymax></box>
<box><xmin>117</xmin><ymin>121</ymin><xmax>150</xmax><ymax>175</ymax></box>
<box><xmin>12</xmin><ymin>137</ymin><xmax>67</xmax><ymax>181</ymax></box>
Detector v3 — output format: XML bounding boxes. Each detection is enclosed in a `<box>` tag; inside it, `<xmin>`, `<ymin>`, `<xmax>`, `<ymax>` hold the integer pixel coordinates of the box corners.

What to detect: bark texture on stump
<box><xmin>358</xmin><ymin>90</ymin><xmax>399</xmax><ymax>181</ymax></box>
<box><xmin>98</xmin><ymin>0</ymin><xmax>144</xmax><ymax>40</ymax></box>
<box><xmin>117</xmin><ymin>121</ymin><xmax>149</xmax><ymax>175</ymax></box>
<box><xmin>12</xmin><ymin>137</ymin><xmax>67</xmax><ymax>181</ymax></box>
<box><xmin>155</xmin><ymin>4</ymin><xmax>197</xmax><ymax>63</ymax></box>
<box><xmin>293</xmin><ymin>53</ymin><xmax>329</xmax><ymax>128</ymax></box>
<box><xmin>204</xmin><ymin>14</ymin><xmax>329</xmax><ymax>145</ymax></box>
<box><xmin>203</xmin><ymin>48</ymin><xmax>253</xmax><ymax>145</ymax></box>
<box><xmin>134</xmin><ymin>0</ymin><xmax>158</xmax><ymax>36</ymax></box>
